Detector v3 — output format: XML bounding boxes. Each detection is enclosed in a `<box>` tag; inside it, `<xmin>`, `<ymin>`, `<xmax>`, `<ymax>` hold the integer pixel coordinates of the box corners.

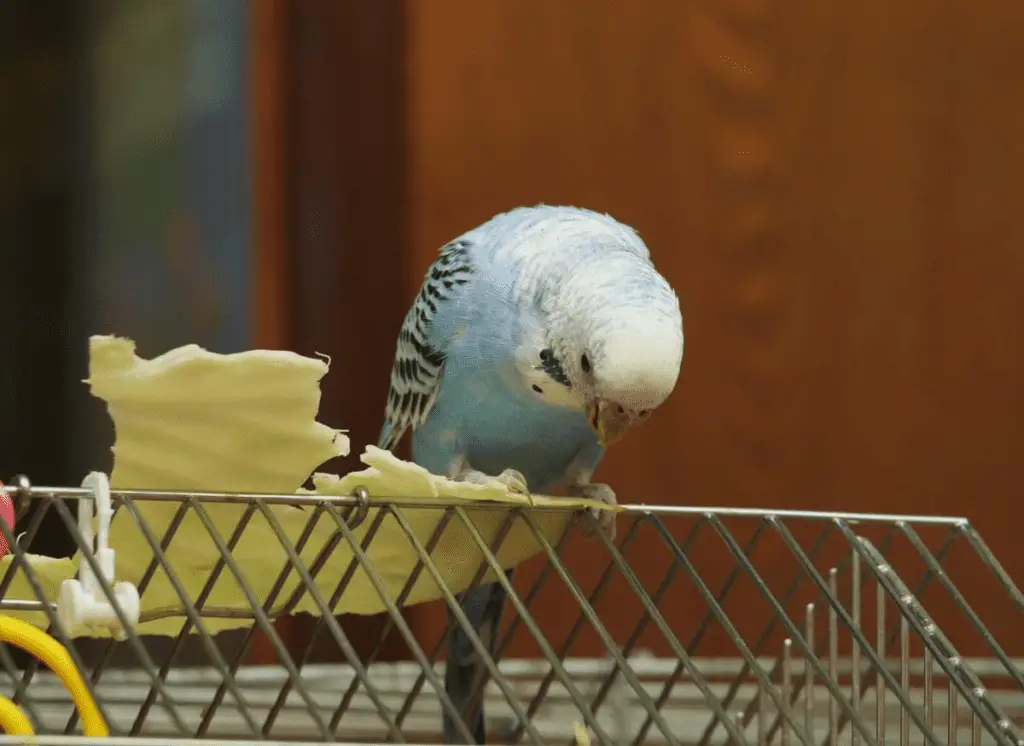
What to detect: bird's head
<box><xmin>513</xmin><ymin>207</ymin><xmax>684</xmax><ymax>446</ymax></box>
<box><xmin>571</xmin><ymin>301</ymin><xmax>683</xmax><ymax>446</ymax></box>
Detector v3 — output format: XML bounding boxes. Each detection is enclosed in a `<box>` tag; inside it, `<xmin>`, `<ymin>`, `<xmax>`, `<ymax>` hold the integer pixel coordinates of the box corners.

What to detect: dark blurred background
<box><xmin>2</xmin><ymin>0</ymin><xmax>1022</xmax><ymax>665</ymax></box>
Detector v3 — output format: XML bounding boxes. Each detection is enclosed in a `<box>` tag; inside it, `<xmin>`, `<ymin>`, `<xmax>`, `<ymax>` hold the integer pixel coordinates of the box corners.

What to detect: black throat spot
<box><xmin>539</xmin><ymin>347</ymin><xmax>570</xmax><ymax>387</ymax></box>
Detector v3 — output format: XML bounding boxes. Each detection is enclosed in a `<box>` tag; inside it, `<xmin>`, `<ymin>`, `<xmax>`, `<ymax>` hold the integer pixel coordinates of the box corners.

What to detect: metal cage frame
<box><xmin>0</xmin><ymin>476</ymin><xmax>1019</xmax><ymax>745</ymax></box>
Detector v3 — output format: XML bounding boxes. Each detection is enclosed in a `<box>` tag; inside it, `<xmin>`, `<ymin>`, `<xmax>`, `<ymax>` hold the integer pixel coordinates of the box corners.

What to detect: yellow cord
<box><xmin>573</xmin><ymin>721</ymin><xmax>590</xmax><ymax>746</ymax></box>
<box><xmin>0</xmin><ymin>694</ymin><xmax>33</xmax><ymax>735</ymax></box>
<box><xmin>0</xmin><ymin>615</ymin><xmax>108</xmax><ymax>736</ymax></box>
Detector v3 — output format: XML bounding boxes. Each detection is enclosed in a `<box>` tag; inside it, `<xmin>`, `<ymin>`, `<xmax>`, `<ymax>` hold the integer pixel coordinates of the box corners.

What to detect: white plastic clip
<box><xmin>57</xmin><ymin>472</ymin><xmax>140</xmax><ymax>640</ymax></box>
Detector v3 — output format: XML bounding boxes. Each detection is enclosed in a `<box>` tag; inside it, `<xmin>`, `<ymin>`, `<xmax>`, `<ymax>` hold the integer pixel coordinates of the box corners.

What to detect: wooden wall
<box><xmin>256</xmin><ymin>0</ymin><xmax>1024</xmax><ymax>662</ymax></box>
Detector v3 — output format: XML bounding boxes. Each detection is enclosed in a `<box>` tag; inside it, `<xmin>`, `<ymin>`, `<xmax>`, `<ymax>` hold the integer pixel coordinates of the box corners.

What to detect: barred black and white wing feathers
<box><xmin>377</xmin><ymin>239</ymin><xmax>475</xmax><ymax>451</ymax></box>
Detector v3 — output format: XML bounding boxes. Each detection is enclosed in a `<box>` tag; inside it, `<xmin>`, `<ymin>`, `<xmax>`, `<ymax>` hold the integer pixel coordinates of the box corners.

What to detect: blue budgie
<box><xmin>378</xmin><ymin>205</ymin><xmax>684</xmax><ymax>744</ymax></box>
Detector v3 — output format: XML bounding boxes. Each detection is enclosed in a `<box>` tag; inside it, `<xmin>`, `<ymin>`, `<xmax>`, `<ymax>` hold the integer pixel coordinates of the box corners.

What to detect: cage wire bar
<box><xmin>0</xmin><ymin>476</ymin><xmax>1019</xmax><ymax>745</ymax></box>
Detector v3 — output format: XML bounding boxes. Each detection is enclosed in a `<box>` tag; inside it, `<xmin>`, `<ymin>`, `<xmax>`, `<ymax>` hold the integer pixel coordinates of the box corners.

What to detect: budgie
<box><xmin>377</xmin><ymin>205</ymin><xmax>684</xmax><ymax>744</ymax></box>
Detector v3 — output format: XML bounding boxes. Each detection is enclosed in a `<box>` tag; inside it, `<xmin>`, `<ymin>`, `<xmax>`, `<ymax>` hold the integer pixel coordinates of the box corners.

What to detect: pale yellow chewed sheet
<box><xmin>0</xmin><ymin>337</ymin><xmax>617</xmax><ymax>638</ymax></box>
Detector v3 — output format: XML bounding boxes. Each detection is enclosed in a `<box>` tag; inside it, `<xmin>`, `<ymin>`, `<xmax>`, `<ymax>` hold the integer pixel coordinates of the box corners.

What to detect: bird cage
<box><xmin>0</xmin><ymin>337</ymin><xmax>1017</xmax><ymax>746</ymax></box>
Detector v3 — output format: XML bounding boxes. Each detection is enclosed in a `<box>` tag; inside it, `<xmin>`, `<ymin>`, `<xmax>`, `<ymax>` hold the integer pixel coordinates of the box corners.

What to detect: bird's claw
<box><xmin>495</xmin><ymin>468</ymin><xmax>530</xmax><ymax>496</ymax></box>
<box><xmin>453</xmin><ymin>461</ymin><xmax>530</xmax><ymax>496</ymax></box>
<box><xmin>568</xmin><ymin>482</ymin><xmax>618</xmax><ymax>541</ymax></box>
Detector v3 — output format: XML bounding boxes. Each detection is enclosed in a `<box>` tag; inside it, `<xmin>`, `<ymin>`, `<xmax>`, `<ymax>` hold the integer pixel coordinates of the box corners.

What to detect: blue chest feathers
<box><xmin>411</xmin><ymin>356</ymin><xmax>597</xmax><ymax>494</ymax></box>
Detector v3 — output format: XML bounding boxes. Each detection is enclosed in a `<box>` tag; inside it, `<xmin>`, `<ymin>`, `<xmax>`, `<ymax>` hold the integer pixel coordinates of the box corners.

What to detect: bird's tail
<box><xmin>443</xmin><ymin>574</ymin><xmax>512</xmax><ymax>744</ymax></box>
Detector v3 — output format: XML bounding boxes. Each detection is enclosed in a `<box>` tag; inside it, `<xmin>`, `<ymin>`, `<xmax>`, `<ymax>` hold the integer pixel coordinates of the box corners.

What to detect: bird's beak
<box><xmin>588</xmin><ymin>398</ymin><xmax>634</xmax><ymax>447</ymax></box>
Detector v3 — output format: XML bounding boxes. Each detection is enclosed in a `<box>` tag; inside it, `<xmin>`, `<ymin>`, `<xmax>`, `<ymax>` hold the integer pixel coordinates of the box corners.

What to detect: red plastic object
<box><xmin>0</xmin><ymin>481</ymin><xmax>13</xmax><ymax>556</ymax></box>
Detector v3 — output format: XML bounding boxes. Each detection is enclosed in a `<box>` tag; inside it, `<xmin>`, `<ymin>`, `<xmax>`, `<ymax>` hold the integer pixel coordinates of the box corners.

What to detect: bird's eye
<box><xmin>638</xmin><ymin>409</ymin><xmax>650</xmax><ymax>418</ymax></box>
<box><xmin>580</xmin><ymin>354</ymin><xmax>591</xmax><ymax>373</ymax></box>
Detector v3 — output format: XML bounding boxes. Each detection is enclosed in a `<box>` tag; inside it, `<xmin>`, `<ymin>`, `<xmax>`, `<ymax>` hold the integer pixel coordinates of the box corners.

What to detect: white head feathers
<box><xmin>494</xmin><ymin>205</ymin><xmax>684</xmax><ymax>415</ymax></box>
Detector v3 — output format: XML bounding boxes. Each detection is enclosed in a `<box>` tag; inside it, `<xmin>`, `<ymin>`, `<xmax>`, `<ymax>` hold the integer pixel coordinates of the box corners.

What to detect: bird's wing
<box><xmin>377</xmin><ymin>239</ymin><xmax>476</xmax><ymax>451</ymax></box>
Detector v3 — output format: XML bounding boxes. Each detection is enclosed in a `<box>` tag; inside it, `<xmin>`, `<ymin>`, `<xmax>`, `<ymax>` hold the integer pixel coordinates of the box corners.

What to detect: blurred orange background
<box><xmin>255</xmin><ymin>1</ymin><xmax>1024</xmax><ymax>660</ymax></box>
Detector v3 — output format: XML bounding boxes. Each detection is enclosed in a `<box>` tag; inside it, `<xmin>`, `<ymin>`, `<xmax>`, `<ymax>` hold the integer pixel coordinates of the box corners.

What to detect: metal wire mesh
<box><xmin>0</xmin><ymin>477</ymin><xmax>1020</xmax><ymax>745</ymax></box>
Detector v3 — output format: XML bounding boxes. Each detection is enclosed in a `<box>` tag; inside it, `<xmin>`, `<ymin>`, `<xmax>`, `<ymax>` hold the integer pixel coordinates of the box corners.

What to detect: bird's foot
<box><xmin>453</xmin><ymin>460</ymin><xmax>530</xmax><ymax>496</ymax></box>
<box><xmin>568</xmin><ymin>482</ymin><xmax>618</xmax><ymax>541</ymax></box>
<box><xmin>493</xmin><ymin>468</ymin><xmax>530</xmax><ymax>495</ymax></box>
